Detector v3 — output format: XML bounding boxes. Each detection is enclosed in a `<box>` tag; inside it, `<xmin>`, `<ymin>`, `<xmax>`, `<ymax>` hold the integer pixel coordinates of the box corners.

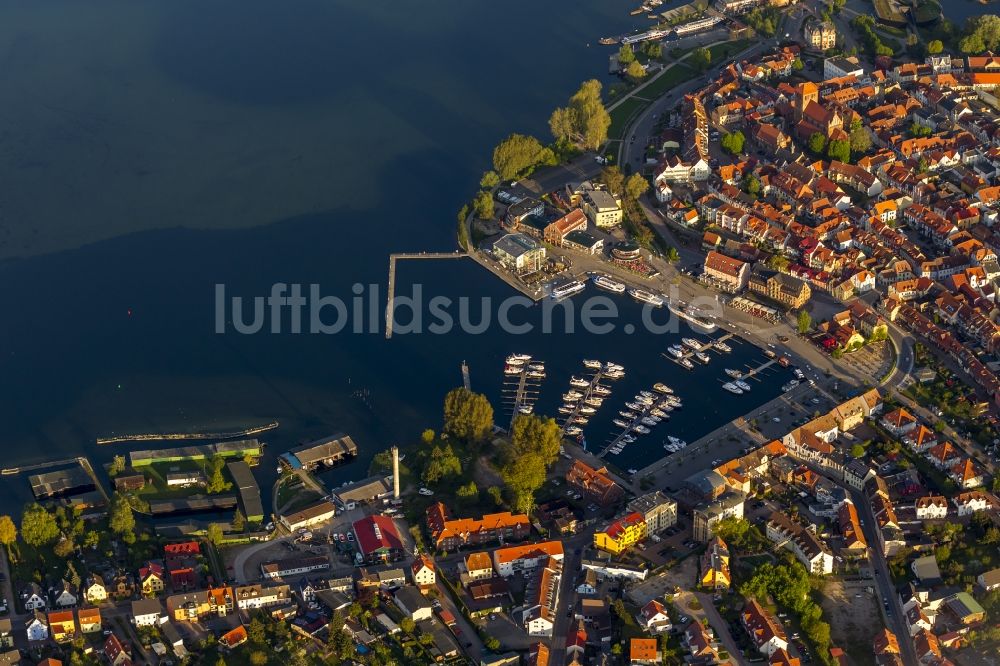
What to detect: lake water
<box><xmin>0</xmin><ymin>0</ymin><xmax>789</xmax><ymax>514</ymax></box>
<box><xmin>942</xmin><ymin>0</ymin><xmax>998</xmax><ymax>25</ymax></box>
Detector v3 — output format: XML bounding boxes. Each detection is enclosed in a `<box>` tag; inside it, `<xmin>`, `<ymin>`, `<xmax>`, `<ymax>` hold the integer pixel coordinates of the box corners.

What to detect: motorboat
<box><xmin>517</xmin><ymin>405</ymin><xmax>533</xmax><ymax>414</ymax></box>
<box><xmin>666</xmin><ymin>345</ymin><xmax>684</xmax><ymax>358</ymax></box>
<box><xmin>592</xmin><ymin>384</ymin><xmax>611</xmax><ymax>396</ymax></box>
<box><xmin>619</xmin><ymin>410</ymin><xmax>637</xmax><ymax>419</ymax></box>
<box><xmin>634</xmin><ymin>394</ymin><xmax>654</xmax><ymax>405</ymax></box>
<box><xmin>551</xmin><ymin>280</ymin><xmax>585</xmax><ymax>299</ymax></box>
<box><xmin>653</xmin><ymin>383</ymin><xmax>673</xmax><ymax>394</ymax></box>
<box><xmin>570</xmin><ymin>376</ymin><xmax>590</xmax><ymax>388</ymax></box>
<box><xmin>625</xmin><ymin>401</ymin><xmax>642</xmax><ymax>411</ymax></box>
<box><xmin>565</xmin><ymin>426</ymin><xmax>582</xmax><ymax>436</ymax></box>
<box><xmin>678</xmin><ymin>358</ymin><xmax>694</xmax><ymax>370</ymax></box>
<box><xmin>583</xmin><ymin>359</ymin><xmax>601</xmax><ymax>369</ymax></box>
<box><xmin>527</xmin><ymin>371</ymin><xmax>545</xmax><ymax>379</ymax></box>
<box><xmin>573</xmin><ymin>416</ymin><xmax>590</xmax><ymax>425</ymax></box>
<box><xmin>735</xmin><ymin>380</ymin><xmax>752</xmax><ymax>392</ymax></box>
<box><xmin>507</xmin><ymin>353</ymin><xmax>531</xmax><ymax>363</ymax></box>
<box><xmin>681</xmin><ymin>337</ymin><xmax>702</xmax><ymax>350</ymax></box>
<box><xmin>613</xmin><ymin>418</ymin><xmax>629</xmax><ymax>428</ymax></box>
<box><xmin>639</xmin><ymin>390</ymin><xmax>654</xmax><ymax>398</ymax></box>
<box><xmin>584</xmin><ymin>397</ymin><xmax>603</xmax><ymax>407</ymax></box>
<box><xmin>627</xmin><ymin>468</ymin><xmax>638</xmax><ymax>475</ymax></box>
<box><xmin>604</xmin><ymin>370</ymin><xmax>625</xmax><ymax>379</ymax></box>
<box><xmin>579</xmin><ymin>406</ymin><xmax>597</xmax><ymax>415</ymax></box>
<box><xmin>558</xmin><ymin>406</ymin><xmax>574</xmax><ymax>414</ymax></box>
<box><xmin>504</xmin><ymin>365</ymin><xmax>522</xmax><ymax>375</ymax></box>
<box><xmin>632</xmin><ymin>424</ymin><xmax>651</xmax><ymax>434</ymax></box>
<box><xmin>641</xmin><ymin>417</ymin><xmax>659</xmax><ymax>426</ymax></box>
<box><xmin>715</xmin><ymin>341</ymin><xmax>732</xmax><ymax>353</ymax></box>
<box><xmin>528</xmin><ymin>363</ymin><xmax>545</xmax><ymax>372</ymax></box>
<box><xmin>695</xmin><ymin>351</ymin><xmax>711</xmax><ymax>364</ymax></box>
<box><xmin>651</xmin><ymin>409</ymin><xmax>668</xmax><ymax>418</ymax></box>
<box><xmin>724</xmin><ymin>368</ymin><xmax>742</xmax><ymax>378</ymax></box>
<box><xmin>622</xmin><ymin>435</ymin><xmax>636</xmax><ymax>444</ymax></box>
<box><xmin>566</xmin><ymin>389</ymin><xmax>583</xmax><ymax>399</ymax></box>
<box><xmin>592</xmin><ymin>274</ymin><xmax>627</xmax><ymax>293</ymax></box>
<box><xmin>627</xmin><ymin>287</ymin><xmax>665</xmax><ymax>307</ymax></box>
<box><xmin>722</xmin><ymin>382</ymin><xmax>743</xmax><ymax>395</ymax></box>
<box><xmin>605</xmin><ymin>362</ymin><xmax>625</xmax><ymax>372</ymax></box>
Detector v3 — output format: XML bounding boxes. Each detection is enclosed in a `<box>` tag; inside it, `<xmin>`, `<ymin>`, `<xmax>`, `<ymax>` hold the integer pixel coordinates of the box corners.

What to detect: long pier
<box><xmin>662</xmin><ymin>333</ymin><xmax>734</xmax><ymax>367</ymax></box>
<box><xmin>558</xmin><ymin>363</ymin><xmax>618</xmax><ymax>436</ymax></box>
<box><xmin>385</xmin><ymin>251</ymin><xmax>467</xmax><ymax>339</ymax></box>
<box><xmin>96</xmin><ymin>421</ymin><xmax>278</xmax><ymax>445</ymax></box>
<box><xmin>598</xmin><ymin>387</ymin><xmax>667</xmax><ymax>458</ymax></box>
<box><xmin>501</xmin><ymin>358</ymin><xmax>545</xmax><ymax>429</ymax></box>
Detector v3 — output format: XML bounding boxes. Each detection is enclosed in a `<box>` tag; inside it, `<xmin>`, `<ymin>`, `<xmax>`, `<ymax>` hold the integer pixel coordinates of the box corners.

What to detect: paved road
<box><xmin>693</xmin><ymin>591</ymin><xmax>747</xmax><ymax>666</ymax></box>
<box><xmin>434</xmin><ymin>578</ymin><xmax>486</xmax><ymax>662</ymax></box>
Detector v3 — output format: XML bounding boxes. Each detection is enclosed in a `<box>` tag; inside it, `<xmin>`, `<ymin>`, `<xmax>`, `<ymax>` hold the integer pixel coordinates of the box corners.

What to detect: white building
<box><xmin>914</xmin><ymin>496</ymin><xmax>948</xmax><ymax>520</ymax></box>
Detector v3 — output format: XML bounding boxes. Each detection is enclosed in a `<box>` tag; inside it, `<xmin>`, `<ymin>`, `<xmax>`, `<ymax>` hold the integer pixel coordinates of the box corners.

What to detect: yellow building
<box><xmin>593</xmin><ymin>513</ymin><xmax>647</xmax><ymax>555</ymax></box>
<box><xmin>700</xmin><ymin>536</ymin><xmax>731</xmax><ymax>590</ymax></box>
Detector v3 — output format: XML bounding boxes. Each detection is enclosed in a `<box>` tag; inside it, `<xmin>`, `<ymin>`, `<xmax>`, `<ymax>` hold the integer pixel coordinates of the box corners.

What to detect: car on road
<box><xmin>418</xmin><ymin>487</ymin><xmax>434</xmax><ymax>496</ymax></box>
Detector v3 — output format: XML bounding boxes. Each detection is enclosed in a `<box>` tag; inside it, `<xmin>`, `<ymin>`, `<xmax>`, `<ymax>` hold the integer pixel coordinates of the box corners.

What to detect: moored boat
<box><xmin>678</xmin><ymin>358</ymin><xmax>694</xmax><ymax>370</ymax></box>
<box><xmin>627</xmin><ymin>287</ymin><xmax>665</xmax><ymax>307</ymax></box>
<box><xmin>592</xmin><ymin>274</ymin><xmax>626</xmax><ymax>293</ymax></box>
<box><xmin>613</xmin><ymin>418</ymin><xmax>628</xmax><ymax>428</ymax></box>
<box><xmin>722</xmin><ymin>382</ymin><xmax>743</xmax><ymax>395</ymax></box>
<box><xmin>724</xmin><ymin>368</ymin><xmax>741</xmax><ymax>378</ymax></box>
<box><xmin>653</xmin><ymin>383</ymin><xmax>673</xmax><ymax>394</ymax></box>
<box><xmin>735</xmin><ymin>380</ymin><xmax>751</xmax><ymax>392</ymax></box>
<box><xmin>551</xmin><ymin>279</ymin><xmax>586</xmax><ymax>299</ymax></box>
<box><xmin>583</xmin><ymin>359</ymin><xmax>601</xmax><ymax>369</ymax></box>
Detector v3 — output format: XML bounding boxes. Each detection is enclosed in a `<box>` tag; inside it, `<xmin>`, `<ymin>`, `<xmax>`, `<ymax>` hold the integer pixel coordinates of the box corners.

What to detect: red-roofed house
<box><xmin>742</xmin><ymin>599</ymin><xmax>788</xmax><ymax>657</ymax></box>
<box><xmin>352</xmin><ymin>515</ymin><xmax>404</xmax><ymax>564</ymax></box>
<box><xmin>594</xmin><ymin>513</ymin><xmax>647</xmax><ymax>555</ymax></box>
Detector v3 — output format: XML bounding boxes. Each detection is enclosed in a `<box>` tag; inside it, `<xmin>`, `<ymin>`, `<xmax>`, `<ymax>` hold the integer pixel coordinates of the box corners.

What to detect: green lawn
<box><xmin>708</xmin><ymin>40</ymin><xmax>752</xmax><ymax>63</ymax></box>
<box><xmin>609</xmin><ymin>98</ymin><xmax>649</xmax><ymax>143</ymax></box>
<box><xmin>639</xmin><ymin>64</ymin><xmax>698</xmax><ymax>100</ymax></box>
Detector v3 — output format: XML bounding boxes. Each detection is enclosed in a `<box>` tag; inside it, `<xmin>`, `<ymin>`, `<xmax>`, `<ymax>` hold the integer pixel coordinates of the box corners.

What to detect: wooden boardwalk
<box><xmin>385</xmin><ymin>251</ymin><xmax>467</xmax><ymax>339</ymax></box>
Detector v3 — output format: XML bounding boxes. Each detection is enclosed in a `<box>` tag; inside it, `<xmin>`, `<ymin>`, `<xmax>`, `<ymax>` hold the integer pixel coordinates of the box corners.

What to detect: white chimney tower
<box><xmin>391</xmin><ymin>446</ymin><xmax>400</xmax><ymax>499</ymax></box>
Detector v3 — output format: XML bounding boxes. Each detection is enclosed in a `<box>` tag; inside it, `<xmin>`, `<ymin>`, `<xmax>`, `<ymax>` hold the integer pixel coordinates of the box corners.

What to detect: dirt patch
<box><xmin>819</xmin><ymin>579</ymin><xmax>879</xmax><ymax>666</ymax></box>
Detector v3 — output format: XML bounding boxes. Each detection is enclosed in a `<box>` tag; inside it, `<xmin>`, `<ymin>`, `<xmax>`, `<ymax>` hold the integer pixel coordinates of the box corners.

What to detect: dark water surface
<box><xmin>0</xmin><ymin>0</ymin><xmax>791</xmax><ymax>513</ymax></box>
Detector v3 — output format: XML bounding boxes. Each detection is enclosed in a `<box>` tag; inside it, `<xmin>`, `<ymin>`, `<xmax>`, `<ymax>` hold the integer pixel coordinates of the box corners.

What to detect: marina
<box><xmin>557</xmin><ymin>361</ymin><xmax>621</xmax><ymax>437</ymax></box>
<box><xmin>598</xmin><ymin>384</ymin><xmax>681</xmax><ymax>458</ymax></box>
<box><xmin>501</xmin><ymin>354</ymin><xmax>546</xmax><ymax>427</ymax></box>
<box><xmin>662</xmin><ymin>332</ymin><xmax>734</xmax><ymax>369</ymax></box>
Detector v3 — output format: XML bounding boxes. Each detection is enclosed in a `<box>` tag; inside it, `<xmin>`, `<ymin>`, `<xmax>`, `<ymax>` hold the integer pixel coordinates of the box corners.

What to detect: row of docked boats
<box><xmin>504</xmin><ymin>354</ymin><xmax>546</xmax><ymax>379</ymax></box>
<box><xmin>721</xmin><ymin>378</ymin><xmax>752</xmax><ymax>395</ymax></box>
<box><xmin>553</xmin><ymin>274</ymin><xmax>666</xmax><ymax>308</ymax></box>
<box><xmin>606</xmin><ymin>387</ymin><xmax>683</xmax><ymax>454</ymax></box>
<box><xmin>560</xmin><ymin>359</ymin><xmax>626</xmax><ymax>435</ymax></box>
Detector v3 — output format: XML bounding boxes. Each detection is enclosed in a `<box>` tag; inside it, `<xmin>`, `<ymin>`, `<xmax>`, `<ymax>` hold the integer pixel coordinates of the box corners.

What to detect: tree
<box><xmin>601</xmin><ymin>166</ymin><xmax>625</xmax><ymax>196</ymax></box>
<box><xmin>850</xmin><ymin>443</ymin><xmax>866</xmax><ymax>458</ymax></box>
<box><xmin>849</xmin><ymin>123</ymin><xmax>871</xmax><ymax>154</ymax></box>
<box><xmin>54</xmin><ymin>537</ymin><xmax>75</xmax><ymax>558</ymax></box>
<box><xmin>248</xmin><ymin>617</ymin><xmax>267</xmax><ymax>644</ymax></box>
<box><xmin>960</xmin><ymin>15</ymin><xmax>1000</xmax><ymax>54</ymax></box>
<box><xmin>625</xmin><ymin>60</ymin><xmax>647</xmax><ymax>83</ymax></box>
<box><xmin>827</xmin><ymin>138</ymin><xmax>851</xmax><ymax>164</ymax></box>
<box><xmin>421</xmin><ymin>429</ymin><xmax>436</xmax><ymax>446</ymax></box>
<box><xmin>0</xmin><ymin>515</ymin><xmax>17</xmax><ymax>549</ymax></box>
<box><xmin>500</xmin><ymin>451</ymin><xmax>547</xmax><ymax>514</ymax></box>
<box><xmin>399</xmin><ymin>617</ymin><xmax>415</xmax><ymax>634</ymax></box>
<box><xmin>21</xmin><ymin>503</ymin><xmax>58</xmax><ymax>548</ymax></box>
<box><xmin>714</xmin><ymin>517</ymin><xmax>750</xmax><ymax>548</ymax></box>
<box><xmin>618</xmin><ymin>44</ymin><xmax>636</xmax><ymax>66</ymax></box>
<box><xmin>767</xmin><ymin>254</ymin><xmax>789</xmax><ymax>272</ymax></box>
<box><xmin>492</xmin><ymin>134</ymin><xmax>550</xmax><ymax>181</ymax></box>
<box><xmin>666</xmin><ymin>247</ymin><xmax>680</xmax><ymax>263</ymax></box>
<box><xmin>249</xmin><ymin>652</ymin><xmax>267</xmax><ymax>666</ymax></box>
<box><xmin>485</xmin><ymin>637</ymin><xmax>501</xmax><ymax>651</ymax></box>
<box><xmin>797</xmin><ymin>310</ymin><xmax>812</xmax><ymax>334</ymax></box>
<box><xmin>808</xmin><ymin>132</ymin><xmax>827</xmax><ymax>156</ymax></box>
<box><xmin>548</xmin><ymin>80</ymin><xmax>612</xmax><ymax>150</ymax></box>
<box><xmin>690</xmin><ymin>47</ymin><xmax>712</xmax><ymax>71</ymax></box>
<box><xmin>456</xmin><ymin>481</ymin><xmax>479</xmax><ymax>505</ymax></box>
<box><xmin>473</xmin><ymin>191</ymin><xmax>494</xmax><ymax>220</ymax></box>
<box><xmin>624</xmin><ymin>172</ymin><xmax>649</xmax><ymax>205</ymax></box>
<box><xmin>487</xmin><ymin>486</ymin><xmax>504</xmax><ymax>507</ymax></box>
<box><xmin>480</xmin><ymin>171</ymin><xmax>500</xmax><ymax>190</ymax></box>
<box><xmin>109</xmin><ymin>492</ymin><xmax>136</xmax><ymax>544</ymax></box>
<box><xmin>442</xmin><ymin>388</ymin><xmax>494</xmax><ymax>444</ymax></box>
<box><xmin>109</xmin><ymin>455</ymin><xmax>126</xmax><ymax>477</ymax></box>
<box><xmin>422</xmin><ymin>445</ymin><xmax>462</xmax><ymax>485</ymax></box>
<box><xmin>370</xmin><ymin>450</ymin><xmax>393</xmax><ymax>472</ymax></box>
<box><xmin>205</xmin><ymin>456</ymin><xmax>232</xmax><ymax>494</ymax></box>
<box><xmin>232</xmin><ymin>509</ymin><xmax>246</xmax><ymax>532</ymax></box>
<box><xmin>910</xmin><ymin>122</ymin><xmax>932</xmax><ymax>138</ymax></box>
<box><xmin>206</xmin><ymin>523</ymin><xmax>224</xmax><ymax>546</ymax></box>
<box><xmin>641</xmin><ymin>41</ymin><xmax>662</xmax><ymax>59</ymax></box>
<box><xmin>510</xmin><ymin>414</ymin><xmax>563</xmax><ymax>466</ymax></box>
<box><xmin>720</xmin><ymin>131</ymin><xmax>745</xmax><ymax>156</ymax></box>
<box><xmin>792</xmin><ymin>58</ymin><xmax>804</xmax><ymax>71</ymax></box>
<box><xmin>927</xmin><ymin>39</ymin><xmax>944</xmax><ymax>55</ymax></box>
<box><xmin>743</xmin><ymin>174</ymin><xmax>761</xmax><ymax>197</ymax></box>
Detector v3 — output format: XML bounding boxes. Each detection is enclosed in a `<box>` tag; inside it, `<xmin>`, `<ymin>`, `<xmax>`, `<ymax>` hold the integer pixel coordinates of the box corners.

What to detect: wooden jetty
<box><xmin>501</xmin><ymin>357</ymin><xmax>545</xmax><ymax>429</ymax></box>
<box><xmin>96</xmin><ymin>421</ymin><xmax>278</xmax><ymax>445</ymax></box>
<box><xmin>384</xmin><ymin>251</ymin><xmax>467</xmax><ymax>339</ymax></box>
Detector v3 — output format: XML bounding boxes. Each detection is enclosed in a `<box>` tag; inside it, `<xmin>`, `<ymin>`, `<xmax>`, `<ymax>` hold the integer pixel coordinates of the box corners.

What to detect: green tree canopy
<box><xmin>109</xmin><ymin>455</ymin><xmax>126</xmax><ymax>477</ymax></box>
<box><xmin>624</xmin><ymin>172</ymin><xmax>649</xmax><ymax>205</ymax></box>
<box><xmin>744</xmin><ymin>174</ymin><xmax>761</xmax><ymax>197</ymax></box>
<box><xmin>21</xmin><ymin>503</ymin><xmax>59</xmax><ymax>548</ymax></box>
<box><xmin>0</xmin><ymin>515</ymin><xmax>17</xmax><ymax>549</ymax></box>
<box><xmin>850</xmin><ymin>443</ymin><xmax>866</xmax><ymax>458</ymax></box>
<box><xmin>422</xmin><ymin>444</ymin><xmax>462</xmax><ymax>485</ymax></box>
<box><xmin>205</xmin><ymin>455</ymin><xmax>232</xmax><ymax>494</ymax></box>
<box><xmin>456</xmin><ymin>481</ymin><xmax>479</xmax><ymax>505</ymax></box>
<box><xmin>492</xmin><ymin>134</ymin><xmax>551</xmax><ymax>181</ymax></box>
<box><xmin>797</xmin><ymin>310</ymin><xmax>812</xmax><ymax>334</ymax></box>
<box><xmin>601</xmin><ymin>166</ymin><xmax>625</xmax><ymax>196</ymax></box>
<box><xmin>206</xmin><ymin>523</ymin><xmax>224</xmax><ymax>546</ymax></box>
<box><xmin>625</xmin><ymin>60</ymin><xmax>647</xmax><ymax>83</ymax></box>
<box><xmin>443</xmin><ymin>387</ymin><xmax>494</xmax><ymax>444</ymax></box>
<box><xmin>480</xmin><ymin>170</ymin><xmax>500</xmax><ymax>190</ymax></box>
<box><xmin>849</xmin><ymin>123</ymin><xmax>871</xmax><ymax>154</ymax></box>
<box><xmin>960</xmin><ymin>15</ymin><xmax>1000</xmax><ymax>54</ymax></box>
<box><xmin>618</xmin><ymin>44</ymin><xmax>635</xmax><ymax>65</ymax></box>
<box><xmin>549</xmin><ymin>80</ymin><xmax>612</xmax><ymax>150</ymax></box>
<box><xmin>827</xmin><ymin>138</ymin><xmax>850</xmax><ymax>164</ymax></box>
<box><xmin>927</xmin><ymin>39</ymin><xmax>944</xmax><ymax>55</ymax></box>
<box><xmin>509</xmin><ymin>414</ymin><xmax>563</xmax><ymax>466</ymax></box>
<box><xmin>690</xmin><ymin>47</ymin><xmax>712</xmax><ymax>71</ymax></box>
<box><xmin>720</xmin><ymin>131</ymin><xmax>745</xmax><ymax>156</ymax></box>
<box><xmin>473</xmin><ymin>191</ymin><xmax>494</xmax><ymax>220</ymax></box>
<box><xmin>500</xmin><ymin>450</ymin><xmax>547</xmax><ymax>514</ymax></box>
<box><xmin>109</xmin><ymin>492</ymin><xmax>136</xmax><ymax>544</ymax></box>
<box><xmin>808</xmin><ymin>132</ymin><xmax>827</xmax><ymax>156</ymax></box>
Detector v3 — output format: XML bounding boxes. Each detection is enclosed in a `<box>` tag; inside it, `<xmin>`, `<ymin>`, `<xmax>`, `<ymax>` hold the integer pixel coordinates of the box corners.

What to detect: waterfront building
<box><xmin>279</xmin><ymin>501</ymin><xmax>336</xmax><ymax>532</ymax></box>
<box><xmin>703</xmin><ymin>250</ymin><xmax>749</xmax><ymax>292</ymax></box>
<box><xmin>129</xmin><ymin>440</ymin><xmax>262</xmax><ymax>467</ymax></box>
<box><xmin>626</xmin><ymin>491</ymin><xmax>677</xmax><ymax>534</ymax></box>
<box><xmin>692</xmin><ymin>490</ymin><xmax>745</xmax><ymax>542</ymax></box>
<box><xmin>353</xmin><ymin>514</ymin><xmax>404</xmax><ymax>564</ymax></box>
<box><xmin>581</xmin><ymin>188</ymin><xmax>623</xmax><ymax>228</ymax></box>
<box><xmin>286</xmin><ymin>434</ymin><xmax>357</xmax><ymax>470</ymax></box>
<box><xmin>226</xmin><ymin>461</ymin><xmax>264</xmax><ymax>522</ymax></box>
<box><xmin>492</xmin><ymin>233</ymin><xmax>546</xmax><ymax>273</ymax></box>
<box><xmin>425</xmin><ymin>502</ymin><xmax>530</xmax><ymax>551</ymax></box>
<box><xmin>332</xmin><ymin>475</ymin><xmax>393</xmax><ymax>510</ymax></box>
<box><xmin>565</xmin><ymin>460</ymin><xmax>624</xmax><ymax>507</ymax></box>
<box><xmin>543</xmin><ymin>208</ymin><xmax>587</xmax><ymax>245</ymax></box>
<box><xmin>593</xmin><ymin>513</ymin><xmax>647</xmax><ymax>555</ymax></box>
